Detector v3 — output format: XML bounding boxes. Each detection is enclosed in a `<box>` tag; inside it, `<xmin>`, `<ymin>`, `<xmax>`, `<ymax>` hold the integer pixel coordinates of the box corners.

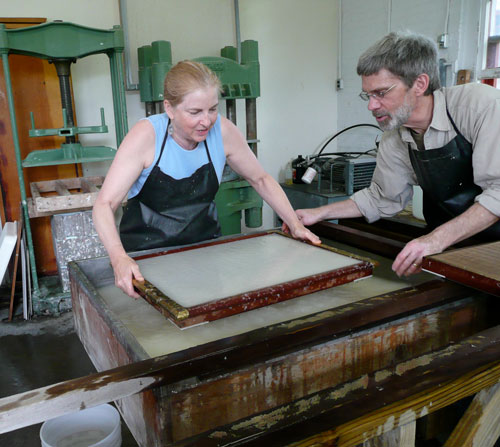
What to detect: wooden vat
<box><xmin>68</xmin><ymin>222</ymin><xmax>500</xmax><ymax>446</ymax></box>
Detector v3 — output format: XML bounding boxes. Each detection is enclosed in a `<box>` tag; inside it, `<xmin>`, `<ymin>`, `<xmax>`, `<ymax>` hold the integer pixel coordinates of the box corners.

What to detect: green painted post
<box><xmin>151</xmin><ymin>40</ymin><xmax>172</xmax><ymax>101</ymax></box>
<box><xmin>138</xmin><ymin>45</ymin><xmax>153</xmax><ymax>103</ymax></box>
<box><xmin>1</xmin><ymin>53</ymin><xmax>39</xmax><ymax>293</ymax></box>
<box><xmin>109</xmin><ymin>49</ymin><xmax>128</xmax><ymax>145</ymax></box>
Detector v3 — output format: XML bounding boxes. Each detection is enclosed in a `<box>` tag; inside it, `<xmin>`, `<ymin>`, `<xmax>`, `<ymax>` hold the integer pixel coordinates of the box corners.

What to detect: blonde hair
<box><xmin>163</xmin><ymin>60</ymin><xmax>221</xmax><ymax>107</ymax></box>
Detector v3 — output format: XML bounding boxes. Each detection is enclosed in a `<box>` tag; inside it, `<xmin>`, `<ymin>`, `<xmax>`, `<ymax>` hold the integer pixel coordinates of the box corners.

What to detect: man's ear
<box><xmin>413</xmin><ymin>74</ymin><xmax>430</xmax><ymax>96</ymax></box>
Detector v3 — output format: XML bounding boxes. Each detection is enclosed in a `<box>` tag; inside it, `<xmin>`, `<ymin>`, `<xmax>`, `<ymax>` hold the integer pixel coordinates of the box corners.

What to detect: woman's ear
<box><xmin>413</xmin><ymin>74</ymin><xmax>430</xmax><ymax>96</ymax></box>
<box><xmin>164</xmin><ymin>100</ymin><xmax>174</xmax><ymax>119</ymax></box>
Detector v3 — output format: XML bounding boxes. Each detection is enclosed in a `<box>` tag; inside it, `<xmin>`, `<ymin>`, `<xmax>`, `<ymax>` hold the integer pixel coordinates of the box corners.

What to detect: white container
<box><xmin>301</xmin><ymin>166</ymin><xmax>318</xmax><ymax>184</ymax></box>
<box><xmin>412</xmin><ymin>185</ymin><xmax>424</xmax><ymax>220</ymax></box>
<box><xmin>40</xmin><ymin>404</ymin><xmax>121</xmax><ymax>447</ymax></box>
<box><xmin>0</xmin><ymin>221</ymin><xmax>17</xmax><ymax>285</ymax></box>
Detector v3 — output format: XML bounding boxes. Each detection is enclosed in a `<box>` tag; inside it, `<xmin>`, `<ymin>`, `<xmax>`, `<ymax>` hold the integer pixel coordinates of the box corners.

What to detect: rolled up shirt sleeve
<box><xmin>469</xmin><ymin>97</ymin><xmax>500</xmax><ymax>217</ymax></box>
<box><xmin>352</xmin><ymin>130</ymin><xmax>416</xmax><ymax>223</ymax></box>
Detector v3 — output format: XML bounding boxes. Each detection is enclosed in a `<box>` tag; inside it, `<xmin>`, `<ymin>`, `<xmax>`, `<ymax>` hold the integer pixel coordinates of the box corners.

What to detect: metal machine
<box><xmin>281</xmin><ymin>123</ymin><xmax>381</xmax><ymax>214</ymax></box>
<box><xmin>280</xmin><ymin>152</ymin><xmax>377</xmax><ymax>218</ymax></box>
<box><xmin>0</xmin><ymin>21</ymin><xmax>128</xmax><ymax>313</ymax></box>
<box><xmin>311</xmin><ymin>154</ymin><xmax>376</xmax><ymax>195</ymax></box>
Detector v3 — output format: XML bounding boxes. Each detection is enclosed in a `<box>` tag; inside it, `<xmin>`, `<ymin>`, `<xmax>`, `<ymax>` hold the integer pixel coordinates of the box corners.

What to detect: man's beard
<box><xmin>374</xmin><ymin>96</ymin><xmax>414</xmax><ymax>131</ymax></box>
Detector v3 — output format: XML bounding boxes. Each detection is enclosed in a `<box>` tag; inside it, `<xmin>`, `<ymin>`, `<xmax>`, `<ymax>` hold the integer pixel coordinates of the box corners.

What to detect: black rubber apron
<box><xmin>119</xmin><ymin>123</ymin><xmax>221</xmax><ymax>251</ymax></box>
<box><xmin>408</xmin><ymin>109</ymin><xmax>500</xmax><ymax>240</ymax></box>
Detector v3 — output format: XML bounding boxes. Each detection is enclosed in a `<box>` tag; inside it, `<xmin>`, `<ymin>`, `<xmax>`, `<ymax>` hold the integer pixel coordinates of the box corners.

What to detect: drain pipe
<box><xmin>118</xmin><ymin>0</ymin><xmax>139</xmax><ymax>91</ymax></box>
<box><xmin>234</xmin><ymin>0</ymin><xmax>241</xmax><ymax>64</ymax></box>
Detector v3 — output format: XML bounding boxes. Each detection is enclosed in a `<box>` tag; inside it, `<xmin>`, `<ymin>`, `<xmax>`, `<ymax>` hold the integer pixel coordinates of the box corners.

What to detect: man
<box><xmin>296</xmin><ymin>31</ymin><xmax>500</xmax><ymax>277</ymax></box>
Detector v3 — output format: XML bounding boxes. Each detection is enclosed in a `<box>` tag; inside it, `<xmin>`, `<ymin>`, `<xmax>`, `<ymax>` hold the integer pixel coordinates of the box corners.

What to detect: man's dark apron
<box><xmin>119</xmin><ymin>123</ymin><xmax>221</xmax><ymax>251</ymax></box>
<box><xmin>408</xmin><ymin>109</ymin><xmax>500</xmax><ymax>240</ymax></box>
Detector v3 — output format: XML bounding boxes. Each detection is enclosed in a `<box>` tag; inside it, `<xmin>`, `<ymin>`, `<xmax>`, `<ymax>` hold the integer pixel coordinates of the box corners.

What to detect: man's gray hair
<box><xmin>357</xmin><ymin>31</ymin><xmax>440</xmax><ymax>95</ymax></box>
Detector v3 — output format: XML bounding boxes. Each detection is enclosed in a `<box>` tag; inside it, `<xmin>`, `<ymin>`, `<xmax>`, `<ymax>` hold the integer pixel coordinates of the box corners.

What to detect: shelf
<box><xmin>22</xmin><ymin>145</ymin><xmax>117</xmax><ymax>167</ymax></box>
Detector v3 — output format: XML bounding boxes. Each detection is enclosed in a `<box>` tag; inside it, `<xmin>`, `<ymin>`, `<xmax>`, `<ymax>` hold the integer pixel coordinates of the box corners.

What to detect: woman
<box><xmin>93</xmin><ymin>60</ymin><xmax>320</xmax><ymax>298</ymax></box>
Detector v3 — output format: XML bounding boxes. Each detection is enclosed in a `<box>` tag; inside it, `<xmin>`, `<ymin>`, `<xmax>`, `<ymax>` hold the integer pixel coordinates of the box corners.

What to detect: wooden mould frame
<box><xmin>131</xmin><ymin>230</ymin><xmax>376</xmax><ymax>328</ymax></box>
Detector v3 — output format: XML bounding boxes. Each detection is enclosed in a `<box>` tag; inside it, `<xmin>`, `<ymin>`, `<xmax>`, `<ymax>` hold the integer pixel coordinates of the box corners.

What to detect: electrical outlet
<box><xmin>438</xmin><ymin>33</ymin><xmax>448</xmax><ymax>49</ymax></box>
<box><xmin>336</xmin><ymin>78</ymin><xmax>344</xmax><ymax>90</ymax></box>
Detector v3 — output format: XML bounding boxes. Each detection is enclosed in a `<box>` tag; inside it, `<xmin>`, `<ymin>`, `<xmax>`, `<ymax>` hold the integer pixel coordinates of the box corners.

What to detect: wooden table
<box><xmin>67</xmin><ymin>221</ymin><xmax>500</xmax><ymax>447</ymax></box>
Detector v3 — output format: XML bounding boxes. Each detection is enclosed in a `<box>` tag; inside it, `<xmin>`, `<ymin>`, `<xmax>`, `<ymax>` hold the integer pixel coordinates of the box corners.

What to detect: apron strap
<box><xmin>153</xmin><ymin>119</ymin><xmax>170</xmax><ymax>169</ymax></box>
<box><xmin>155</xmin><ymin>118</ymin><xmax>213</xmax><ymax>169</ymax></box>
<box><xmin>446</xmin><ymin>108</ymin><xmax>470</xmax><ymax>143</ymax></box>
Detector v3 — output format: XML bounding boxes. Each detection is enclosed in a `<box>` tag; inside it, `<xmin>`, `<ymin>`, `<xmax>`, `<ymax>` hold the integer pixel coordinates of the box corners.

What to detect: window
<box><xmin>478</xmin><ymin>0</ymin><xmax>500</xmax><ymax>87</ymax></box>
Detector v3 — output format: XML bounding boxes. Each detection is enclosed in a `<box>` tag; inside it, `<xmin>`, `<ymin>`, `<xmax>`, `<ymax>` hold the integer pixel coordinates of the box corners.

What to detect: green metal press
<box><xmin>0</xmin><ymin>21</ymin><xmax>128</xmax><ymax>312</ymax></box>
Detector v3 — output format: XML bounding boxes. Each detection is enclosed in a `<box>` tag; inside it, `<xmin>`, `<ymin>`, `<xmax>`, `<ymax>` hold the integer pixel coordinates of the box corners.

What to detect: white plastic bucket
<box><xmin>40</xmin><ymin>404</ymin><xmax>121</xmax><ymax>447</ymax></box>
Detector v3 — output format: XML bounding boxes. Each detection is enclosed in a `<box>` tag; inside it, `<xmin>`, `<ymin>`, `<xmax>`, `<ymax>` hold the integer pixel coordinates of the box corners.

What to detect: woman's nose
<box><xmin>200</xmin><ymin>113</ymin><xmax>211</xmax><ymax>126</ymax></box>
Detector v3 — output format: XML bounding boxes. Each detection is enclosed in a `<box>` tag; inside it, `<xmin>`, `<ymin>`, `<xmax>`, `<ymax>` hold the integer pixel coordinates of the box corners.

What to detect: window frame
<box><xmin>477</xmin><ymin>0</ymin><xmax>500</xmax><ymax>82</ymax></box>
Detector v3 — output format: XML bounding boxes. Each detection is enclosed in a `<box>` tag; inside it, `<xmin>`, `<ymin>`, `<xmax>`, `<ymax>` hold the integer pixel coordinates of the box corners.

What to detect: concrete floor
<box><xmin>0</xmin><ymin>304</ymin><xmax>138</xmax><ymax>446</ymax></box>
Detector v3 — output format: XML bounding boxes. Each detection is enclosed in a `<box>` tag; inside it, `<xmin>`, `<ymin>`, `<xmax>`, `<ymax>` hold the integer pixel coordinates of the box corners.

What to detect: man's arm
<box><xmin>392</xmin><ymin>202</ymin><xmax>499</xmax><ymax>276</ymax></box>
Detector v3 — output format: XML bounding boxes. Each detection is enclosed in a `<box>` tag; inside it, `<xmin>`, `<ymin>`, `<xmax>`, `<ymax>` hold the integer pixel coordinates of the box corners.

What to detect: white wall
<box><xmin>239</xmin><ymin>0</ymin><xmax>338</xmax><ymax>225</ymax></box>
<box><xmin>1</xmin><ymin>0</ymin><xmax>337</xmax><ymax>229</ymax></box>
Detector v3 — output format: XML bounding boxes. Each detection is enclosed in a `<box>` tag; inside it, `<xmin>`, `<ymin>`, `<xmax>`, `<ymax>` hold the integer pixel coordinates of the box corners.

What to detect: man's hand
<box><xmin>392</xmin><ymin>233</ymin><xmax>443</xmax><ymax>276</ymax></box>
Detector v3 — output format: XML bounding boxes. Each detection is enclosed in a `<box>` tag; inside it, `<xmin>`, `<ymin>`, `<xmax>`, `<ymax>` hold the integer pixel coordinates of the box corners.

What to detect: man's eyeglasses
<box><xmin>359</xmin><ymin>84</ymin><xmax>397</xmax><ymax>101</ymax></box>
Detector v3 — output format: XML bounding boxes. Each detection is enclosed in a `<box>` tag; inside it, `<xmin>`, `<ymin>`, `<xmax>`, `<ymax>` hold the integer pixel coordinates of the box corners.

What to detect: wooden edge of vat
<box><xmin>311</xmin><ymin>220</ymin><xmax>407</xmax><ymax>259</ymax></box>
<box><xmin>69</xmin><ymin>261</ymin><xmax>150</xmax><ymax>362</ymax></box>
<box><xmin>173</xmin><ymin>324</ymin><xmax>500</xmax><ymax>447</ymax></box>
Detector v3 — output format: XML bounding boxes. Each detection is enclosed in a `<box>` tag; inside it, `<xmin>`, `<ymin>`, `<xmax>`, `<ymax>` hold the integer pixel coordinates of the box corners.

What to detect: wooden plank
<box><xmin>287</xmin><ymin>362</ymin><xmax>500</xmax><ymax>447</ymax></box>
<box><xmin>179</xmin><ymin>324</ymin><xmax>500</xmax><ymax>447</ymax></box>
<box><xmin>0</xmin><ymin>18</ymin><xmax>46</xmax><ymax>27</ymax></box>
<box><xmin>29</xmin><ymin>182</ymin><xmax>41</xmax><ymax>200</ymax></box>
<box><xmin>33</xmin><ymin>176</ymin><xmax>104</xmax><ymax>192</ymax></box>
<box><xmin>423</xmin><ymin>242</ymin><xmax>500</xmax><ymax>296</ymax></box>
<box><xmin>27</xmin><ymin>176</ymin><xmax>117</xmax><ymax>216</ymax></box>
<box><xmin>80</xmin><ymin>177</ymin><xmax>99</xmax><ymax>193</ymax></box>
<box><xmin>311</xmin><ymin>221</ymin><xmax>406</xmax><ymax>259</ymax></box>
<box><xmin>54</xmin><ymin>180</ymin><xmax>70</xmax><ymax>196</ymax></box>
<box><xmin>445</xmin><ymin>381</ymin><xmax>500</xmax><ymax>447</ymax></box>
<box><xmin>357</xmin><ymin>422</ymin><xmax>416</xmax><ymax>446</ymax></box>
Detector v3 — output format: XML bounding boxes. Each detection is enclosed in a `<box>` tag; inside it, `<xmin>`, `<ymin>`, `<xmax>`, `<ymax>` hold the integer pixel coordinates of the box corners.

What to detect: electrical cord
<box><xmin>316</xmin><ymin>123</ymin><xmax>382</xmax><ymax>157</ymax></box>
<box><xmin>310</xmin><ymin>148</ymin><xmax>378</xmax><ymax>161</ymax></box>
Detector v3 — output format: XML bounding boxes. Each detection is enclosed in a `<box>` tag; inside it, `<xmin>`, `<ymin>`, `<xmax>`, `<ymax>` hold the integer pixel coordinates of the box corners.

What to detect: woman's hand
<box><xmin>110</xmin><ymin>253</ymin><xmax>145</xmax><ymax>298</ymax></box>
<box><xmin>282</xmin><ymin>220</ymin><xmax>321</xmax><ymax>245</ymax></box>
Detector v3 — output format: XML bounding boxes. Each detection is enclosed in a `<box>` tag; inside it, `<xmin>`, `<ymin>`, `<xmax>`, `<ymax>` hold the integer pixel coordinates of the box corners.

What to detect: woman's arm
<box><xmin>93</xmin><ymin>120</ymin><xmax>155</xmax><ymax>297</ymax></box>
<box><xmin>220</xmin><ymin>116</ymin><xmax>320</xmax><ymax>244</ymax></box>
